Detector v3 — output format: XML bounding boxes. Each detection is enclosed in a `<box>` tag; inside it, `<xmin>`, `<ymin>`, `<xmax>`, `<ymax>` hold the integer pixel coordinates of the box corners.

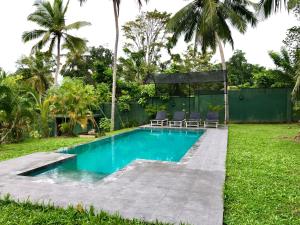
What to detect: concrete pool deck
<box><xmin>0</xmin><ymin>127</ymin><xmax>228</xmax><ymax>225</ymax></box>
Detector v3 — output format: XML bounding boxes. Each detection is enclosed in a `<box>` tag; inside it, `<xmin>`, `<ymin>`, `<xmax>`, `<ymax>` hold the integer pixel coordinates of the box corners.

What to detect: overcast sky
<box><xmin>0</xmin><ymin>0</ymin><xmax>298</xmax><ymax>73</ymax></box>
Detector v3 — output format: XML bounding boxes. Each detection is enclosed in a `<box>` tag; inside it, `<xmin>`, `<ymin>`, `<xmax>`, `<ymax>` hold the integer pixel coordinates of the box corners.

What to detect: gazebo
<box><xmin>145</xmin><ymin>70</ymin><xmax>228</xmax><ymax>124</ymax></box>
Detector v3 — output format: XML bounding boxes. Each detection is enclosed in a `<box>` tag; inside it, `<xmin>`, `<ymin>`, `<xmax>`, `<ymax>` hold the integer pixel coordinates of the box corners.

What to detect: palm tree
<box><xmin>258</xmin><ymin>0</ymin><xmax>300</xmax><ymax>18</ymax></box>
<box><xmin>79</xmin><ymin>0</ymin><xmax>148</xmax><ymax>131</ymax></box>
<box><xmin>17</xmin><ymin>52</ymin><xmax>55</xmax><ymax>94</ymax></box>
<box><xmin>269</xmin><ymin>48</ymin><xmax>300</xmax><ymax>98</ymax></box>
<box><xmin>22</xmin><ymin>0</ymin><xmax>91</xmax><ymax>85</ymax></box>
<box><xmin>168</xmin><ymin>0</ymin><xmax>257</xmax><ymax>124</ymax></box>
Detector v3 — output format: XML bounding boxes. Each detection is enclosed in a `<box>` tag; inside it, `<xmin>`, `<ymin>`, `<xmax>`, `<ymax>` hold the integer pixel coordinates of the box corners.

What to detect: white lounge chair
<box><xmin>169</xmin><ymin>111</ymin><xmax>186</xmax><ymax>127</ymax></box>
<box><xmin>150</xmin><ymin>111</ymin><xmax>168</xmax><ymax>126</ymax></box>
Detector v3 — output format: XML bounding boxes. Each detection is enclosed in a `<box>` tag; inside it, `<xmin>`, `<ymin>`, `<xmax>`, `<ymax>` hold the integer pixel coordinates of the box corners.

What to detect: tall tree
<box><xmin>79</xmin><ymin>0</ymin><xmax>148</xmax><ymax>131</ymax></box>
<box><xmin>227</xmin><ymin>50</ymin><xmax>254</xmax><ymax>86</ymax></box>
<box><xmin>22</xmin><ymin>0</ymin><xmax>90</xmax><ymax>85</ymax></box>
<box><xmin>122</xmin><ymin>10</ymin><xmax>171</xmax><ymax>66</ymax></box>
<box><xmin>168</xmin><ymin>0</ymin><xmax>257</xmax><ymax>124</ymax></box>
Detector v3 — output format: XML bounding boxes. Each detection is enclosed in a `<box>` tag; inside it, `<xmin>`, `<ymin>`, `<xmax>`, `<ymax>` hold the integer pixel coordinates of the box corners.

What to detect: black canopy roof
<box><xmin>145</xmin><ymin>70</ymin><xmax>226</xmax><ymax>84</ymax></box>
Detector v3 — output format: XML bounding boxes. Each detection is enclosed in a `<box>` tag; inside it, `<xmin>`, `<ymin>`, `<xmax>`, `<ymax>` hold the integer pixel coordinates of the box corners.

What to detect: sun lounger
<box><xmin>169</xmin><ymin>111</ymin><xmax>185</xmax><ymax>127</ymax></box>
<box><xmin>204</xmin><ymin>111</ymin><xmax>219</xmax><ymax>128</ymax></box>
<box><xmin>150</xmin><ymin>111</ymin><xmax>168</xmax><ymax>126</ymax></box>
<box><xmin>185</xmin><ymin>112</ymin><xmax>201</xmax><ymax>128</ymax></box>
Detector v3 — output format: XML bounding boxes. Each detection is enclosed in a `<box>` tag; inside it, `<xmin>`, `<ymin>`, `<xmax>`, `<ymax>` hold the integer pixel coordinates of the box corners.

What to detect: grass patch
<box><xmin>0</xmin><ymin>128</ymin><xmax>135</xmax><ymax>161</ymax></box>
<box><xmin>224</xmin><ymin>124</ymin><xmax>300</xmax><ymax>225</ymax></box>
<box><xmin>0</xmin><ymin>195</ymin><xmax>170</xmax><ymax>225</ymax></box>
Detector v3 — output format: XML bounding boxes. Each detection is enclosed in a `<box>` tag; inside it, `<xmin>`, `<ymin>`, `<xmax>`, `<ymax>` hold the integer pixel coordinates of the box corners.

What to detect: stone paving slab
<box><xmin>0</xmin><ymin>128</ymin><xmax>228</xmax><ymax>225</ymax></box>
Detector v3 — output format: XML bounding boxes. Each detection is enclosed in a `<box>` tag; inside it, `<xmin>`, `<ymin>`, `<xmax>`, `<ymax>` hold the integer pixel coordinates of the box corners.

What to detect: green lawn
<box><xmin>224</xmin><ymin>124</ymin><xmax>300</xmax><ymax>225</ymax></box>
<box><xmin>0</xmin><ymin>125</ymin><xmax>299</xmax><ymax>224</ymax></box>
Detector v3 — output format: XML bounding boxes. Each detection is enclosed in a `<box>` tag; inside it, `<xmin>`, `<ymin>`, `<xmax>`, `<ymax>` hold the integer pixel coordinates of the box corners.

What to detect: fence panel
<box><xmin>229</xmin><ymin>88</ymin><xmax>292</xmax><ymax>123</ymax></box>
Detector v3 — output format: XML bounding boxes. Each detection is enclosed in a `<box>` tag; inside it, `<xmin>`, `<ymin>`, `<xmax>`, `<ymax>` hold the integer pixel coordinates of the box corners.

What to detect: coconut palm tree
<box><xmin>258</xmin><ymin>0</ymin><xmax>300</xmax><ymax>18</ymax></box>
<box><xmin>79</xmin><ymin>0</ymin><xmax>148</xmax><ymax>131</ymax></box>
<box><xmin>22</xmin><ymin>0</ymin><xmax>91</xmax><ymax>85</ymax></box>
<box><xmin>168</xmin><ymin>0</ymin><xmax>257</xmax><ymax>124</ymax></box>
<box><xmin>259</xmin><ymin>0</ymin><xmax>300</xmax><ymax>99</ymax></box>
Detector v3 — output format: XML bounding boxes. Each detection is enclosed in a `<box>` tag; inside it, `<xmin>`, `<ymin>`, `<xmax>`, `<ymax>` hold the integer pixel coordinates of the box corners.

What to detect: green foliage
<box><xmin>99</xmin><ymin>118</ymin><xmax>111</xmax><ymax>133</ymax></box>
<box><xmin>119</xmin><ymin>49</ymin><xmax>150</xmax><ymax>83</ymax></box>
<box><xmin>16</xmin><ymin>51</ymin><xmax>55</xmax><ymax>94</ymax></box>
<box><xmin>61</xmin><ymin>45</ymin><xmax>114</xmax><ymax>85</ymax></box>
<box><xmin>168</xmin><ymin>0</ymin><xmax>257</xmax><ymax>53</ymax></box>
<box><xmin>253</xmin><ymin>70</ymin><xmax>275</xmax><ymax>88</ymax></box>
<box><xmin>227</xmin><ymin>50</ymin><xmax>254</xmax><ymax>86</ymax></box>
<box><xmin>163</xmin><ymin>45</ymin><xmax>217</xmax><ymax>74</ymax></box>
<box><xmin>138</xmin><ymin>84</ymin><xmax>156</xmax><ymax>106</ymax></box>
<box><xmin>0</xmin><ymin>76</ymin><xmax>34</xmax><ymax>143</ymax></box>
<box><xmin>47</xmin><ymin>78</ymin><xmax>98</xmax><ymax>136</ymax></box>
<box><xmin>29</xmin><ymin>130</ymin><xmax>42</xmax><ymax>139</ymax></box>
<box><xmin>96</xmin><ymin>82</ymin><xmax>111</xmax><ymax>104</ymax></box>
<box><xmin>22</xmin><ymin>0</ymin><xmax>90</xmax><ymax>84</ymax></box>
<box><xmin>267</xmin><ymin>48</ymin><xmax>300</xmax><ymax>94</ymax></box>
<box><xmin>224</xmin><ymin>124</ymin><xmax>300</xmax><ymax>224</ymax></box>
<box><xmin>118</xmin><ymin>90</ymin><xmax>132</xmax><ymax>112</ymax></box>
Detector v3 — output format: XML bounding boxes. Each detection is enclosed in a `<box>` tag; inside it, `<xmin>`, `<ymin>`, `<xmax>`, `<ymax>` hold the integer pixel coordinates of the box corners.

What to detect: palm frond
<box><xmin>64</xmin><ymin>21</ymin><xmax>91</xmax><ymax>30</ymax></box>
<box><xmin>30</xmin><ymin>33</ymin><xmax>51</xmax><ymax>54</ymax></box>
<box><xmin>63</xmin><ymin>34</ymin><xmax>87</xmax><ymax>52</ymax></box>
<box><xmin>258</xmin><ymin>0</ymin><xmax>287</xmax><ymax>18</ymax></box>
<box><xmin>22</xmin><ymin>30</ymin><xmax>47</xmax><ymax>42</ymax></box>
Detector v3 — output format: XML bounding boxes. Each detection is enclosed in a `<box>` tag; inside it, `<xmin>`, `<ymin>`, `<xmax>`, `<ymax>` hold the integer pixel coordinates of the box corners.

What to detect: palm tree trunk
<box><xmin>55</xmin><ymin>36</ymin><xmax>61</xmax><ymax>86</ymax></box>
<box><xmin>215</xmin><ymin>32</ymin><xmax>229</xmax><ymax>125</ymax></box>
<box><xmin>194</xmin><ymin>32</ymin><xmax>199</xmax><ymax>56</ymax></box>
<box><xmin>111</xmin><ymin>0</ymin><xmax>119</xmax><ymax>131</ymax></box>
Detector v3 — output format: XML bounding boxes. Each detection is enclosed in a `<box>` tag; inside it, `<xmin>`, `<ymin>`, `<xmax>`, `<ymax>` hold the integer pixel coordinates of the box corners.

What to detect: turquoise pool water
<box><xmin>26</xmin><ymin>129</ymin><xmax>203</xmax><ymax>182</ymax></box>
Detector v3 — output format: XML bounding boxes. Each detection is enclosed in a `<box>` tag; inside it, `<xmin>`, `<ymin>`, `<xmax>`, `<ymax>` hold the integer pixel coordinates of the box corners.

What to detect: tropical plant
<box><xmin>79</xmin><ymin>0</ymin><xmax>148</xmax><ymax>131</ymax></box>
<box><xmin>0</xmin><ymin>76</ymin><xmax>34</xmax><ymax>143</ymax></box>
<box><xmin>61</xmin><ymin>42</ymin><xmax>91</xmax><ymax>83</ymax></box>
<box><xmin>61</xmin><ymin>45</ymin><xmax>113</xmax><ymax>85</ymax></box>
<box><xmin>47</xmin><ymin>78</ymin><xmax>98</xmax><ymax>136</ymax></box>
<box><xmin>22</xmin><ymin>0</ymin><xmax>90</xmax><ymax>85</ymax></box>
<box><xmin>16</xmin><ymin>52</ymin><xmax>55</xmax><ymax>94</ymax></box>
<box><xmin>28</xmin><ymin>91</ymin><xmax>52</xmax><ymax>138</ymax></box>
<box><xmin>168</xmin><ymin>0</ymin><xmax>257</xmax><ymax>123</ymax></box>
<box><xmin>269</xmin><ymin>48</ymin><xmax>297</xmax><ymax>87</ymax></box>
<box><xmin>119</xmin><ymin>49</ymin><xmax>150</xmax><ymax>83</ymax></box>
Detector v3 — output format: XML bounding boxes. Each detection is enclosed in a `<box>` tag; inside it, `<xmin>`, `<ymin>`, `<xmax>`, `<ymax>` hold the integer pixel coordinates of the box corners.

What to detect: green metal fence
<box><xmin>229</xmin><ymin>88</ymin><xmax>292</xmax><ymax>123</ymax></box>
<box><xmin>65</xmin><ymin>88</ymin><xmax>296</xmax><ymax>134</ymax></box>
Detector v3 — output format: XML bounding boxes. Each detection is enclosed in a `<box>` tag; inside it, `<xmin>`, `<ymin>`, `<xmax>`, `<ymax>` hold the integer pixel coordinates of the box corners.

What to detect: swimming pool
<box><xmin>24</xmin><ymin>128</ymin><xmax>204</xmax><ymax>182</ymax></box>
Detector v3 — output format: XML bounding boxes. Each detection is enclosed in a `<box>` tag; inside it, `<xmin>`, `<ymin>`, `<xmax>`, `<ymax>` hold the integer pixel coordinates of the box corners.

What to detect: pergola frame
<box><xmin>145</xmin><ymin>70</ymin><xmax>228</xmax><ymax>124</ymax></box>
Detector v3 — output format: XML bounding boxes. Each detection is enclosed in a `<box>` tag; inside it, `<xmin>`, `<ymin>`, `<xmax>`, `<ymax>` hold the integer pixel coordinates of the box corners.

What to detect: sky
<box><xmin>0</xmin><ymin>0</ymin><xmax>298</xmax><ymax>73</ymax></box>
